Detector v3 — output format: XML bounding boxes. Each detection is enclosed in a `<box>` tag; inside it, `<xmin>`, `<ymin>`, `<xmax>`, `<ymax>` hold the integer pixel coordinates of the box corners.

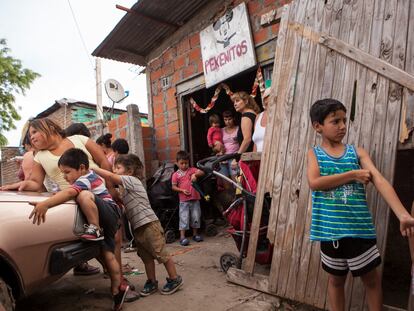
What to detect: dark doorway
<box><xmin>182</xmin><ymin>67</ymin><xmax>265</xmax><ymax>165</ymax></box>
<box><xmin>383</xmin><ymin>149</ymin><xmax>414</xmax><ymax>309</ymax></box>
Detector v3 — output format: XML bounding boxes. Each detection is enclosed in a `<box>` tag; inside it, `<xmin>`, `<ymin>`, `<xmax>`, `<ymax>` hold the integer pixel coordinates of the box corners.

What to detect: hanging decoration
<box><xmin>190</xmin><ymin>66</ymin><xmax>265</xmax><ymax>114</ymax></box>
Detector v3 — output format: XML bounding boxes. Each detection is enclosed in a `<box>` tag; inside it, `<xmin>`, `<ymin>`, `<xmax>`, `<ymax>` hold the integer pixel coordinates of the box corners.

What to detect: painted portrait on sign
<box><xmin>213</xmin><ymin>10</ymin><xmax>236</xmax><ymax>48</ymax></box>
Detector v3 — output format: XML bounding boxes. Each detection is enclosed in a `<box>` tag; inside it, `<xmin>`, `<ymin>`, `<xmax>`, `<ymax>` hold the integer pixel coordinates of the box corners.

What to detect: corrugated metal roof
<box><xmin>93</xmin><ymin>0</ymin><xmax>209</xmax><ymax>65</ymax></box>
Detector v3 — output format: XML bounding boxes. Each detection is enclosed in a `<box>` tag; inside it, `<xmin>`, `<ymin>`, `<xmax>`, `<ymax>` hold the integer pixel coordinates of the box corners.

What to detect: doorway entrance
<box><xmin>182</xmin><ymin>67</ymin><xmax>266</xmax><ymax>165</ymax></box>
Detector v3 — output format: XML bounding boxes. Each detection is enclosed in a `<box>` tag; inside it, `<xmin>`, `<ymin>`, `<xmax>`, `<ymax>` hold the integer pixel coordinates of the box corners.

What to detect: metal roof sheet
<box><xmin>93</xmin><ymin>0</ymin><xmax>208</xmax><ymax>65</ymax></box>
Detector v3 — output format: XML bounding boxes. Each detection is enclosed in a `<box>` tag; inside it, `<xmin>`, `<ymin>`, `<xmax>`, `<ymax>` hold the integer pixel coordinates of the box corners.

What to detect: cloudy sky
<box><xmin>1</xmin><ymin>0</ymin><xmax>148</xmax><ymax>146</ymax></box>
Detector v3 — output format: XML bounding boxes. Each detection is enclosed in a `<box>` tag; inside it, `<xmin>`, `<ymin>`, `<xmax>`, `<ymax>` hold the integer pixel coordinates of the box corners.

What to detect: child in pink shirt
<box><xmin>207</xmin><ymin>114</ymin><xmax>225</xmax><ymax>154</ymax></box>
<box><xmin>171</xmin><ymin>150</ymin><xmax>204</xmax><ymax>246</ymax></box>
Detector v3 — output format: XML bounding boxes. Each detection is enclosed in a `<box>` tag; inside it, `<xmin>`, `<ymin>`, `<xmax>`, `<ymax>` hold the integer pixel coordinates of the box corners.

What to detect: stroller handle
<box><xmin>196</xmin><ymin>153</ymin><xmax>241</xmax><ymax>174</ymax></box>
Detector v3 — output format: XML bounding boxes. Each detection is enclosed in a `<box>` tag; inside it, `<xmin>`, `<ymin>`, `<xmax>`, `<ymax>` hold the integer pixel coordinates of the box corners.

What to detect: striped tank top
<box><xmin>310</xmin><ymin>144</ymin><xmax>376</xmax><ymax>241</ymax></box>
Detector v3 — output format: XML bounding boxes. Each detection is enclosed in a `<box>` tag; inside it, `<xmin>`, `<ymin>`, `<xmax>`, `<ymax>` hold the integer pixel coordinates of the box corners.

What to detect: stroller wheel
<box><xmin>165</xmin><ymin>230</ymin><xmax>176</xmax><ymax>244</ymax></box>
<box><xmin>205</xmin><ymin>224</ymin><xmax>218</xmax><ymax>237</ymax></box>
<box><xmin>220</xmin><ymin>252</ymin><xmax>240</xmax><ymax>272</ymax></box>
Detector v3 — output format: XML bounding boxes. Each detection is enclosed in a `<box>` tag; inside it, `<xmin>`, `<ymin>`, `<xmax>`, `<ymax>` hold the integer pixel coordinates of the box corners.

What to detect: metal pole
<box><xmin>95</xmin><ymin>58</ymin><xmax>104</xmax><ymax>121</ymax></box>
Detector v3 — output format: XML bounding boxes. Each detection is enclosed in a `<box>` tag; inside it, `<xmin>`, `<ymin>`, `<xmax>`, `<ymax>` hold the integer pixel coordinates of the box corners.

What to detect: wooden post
<box><xmin>127</xmin><ymin>104</ymin><xmax>146</xmax><ymax>180</ymax></box>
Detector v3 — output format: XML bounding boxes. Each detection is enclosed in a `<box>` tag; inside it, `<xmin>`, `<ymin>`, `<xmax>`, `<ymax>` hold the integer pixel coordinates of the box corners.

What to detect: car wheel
<box><xmin>164</xmin><ymin>230</ymin><xmax>176</xmax><ymax>244</ymax></box>
<box><xmin>0</xmin><ymin>278</ymin><xmax>15</xmax><ymax>311</ymax></box>
<box><xmin>205</xmin><ymin>223</ymin><xmax>218</xmax><ymax>237</ymax></box>
<box><xmin>220</xmin><ymin>252</ymin><xmax>240</xmax><ymax>272</ymax></box>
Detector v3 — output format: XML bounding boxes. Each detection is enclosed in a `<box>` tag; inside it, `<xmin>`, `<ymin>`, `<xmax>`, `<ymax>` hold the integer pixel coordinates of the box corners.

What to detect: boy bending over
<box><xmin>307</xmin><ymin>99</ymin><xmax>414</xmax><ymax>311</ymax></box>
<box><xmin>29</xmin><ymin>148</ymin><xmax>127</xmax><ymax>311</ymax></box>
<box><xmin>93</xmin><ymin>154</ymin><xmax>183</xmax><ymax>296</ymax></box>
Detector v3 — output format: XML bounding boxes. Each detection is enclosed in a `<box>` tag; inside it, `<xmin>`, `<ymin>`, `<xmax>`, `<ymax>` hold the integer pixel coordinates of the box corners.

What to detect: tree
<box><xmin>0</xmin><ymin>39</ymin><xmax>40</xmax><ymax>146</ymax></box>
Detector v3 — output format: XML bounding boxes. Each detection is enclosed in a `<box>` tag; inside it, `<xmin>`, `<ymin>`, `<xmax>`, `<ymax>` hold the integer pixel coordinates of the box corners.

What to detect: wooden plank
<box><xmin>243</xmin><ymin>3</ymin><xmax>291</xmax><ymax>275</ymax></box>
<box><xmin>304</xmin><ymin>0</ymin><xmax>345</xmax><ymax>305</ymax></box>
<box><xmin>373</xmin><ymin>0</ymin><xmax>410</xmax><ymax>310</ymax></box>
<box><xmin>318</xmin><ymin>34</ymin><xmax>414</xmax><ymax>92</ymax></box>
<box><xmin>274</xmin><ymin>0</ymin><xmax>318</xmax><ymax>299</ymax></box>
<box><xmin>240</xmin><ymin>152</ymin><xmax>261</xmax><ymax>162</ymax></box>
<box><xmin>226</xmin><ymin>268</ymin><xmax>271</xmax><ymax>294</ymax></box>
<box><xmin>294</xmin><ymin>0</ymin><xmax>337</xmax><ymax>302</ymax></box>
<box><xmin>399</xmin><ymin>0</ymin><xmax>414</xmax><ymax>145</ymax></box>
<box><xmin>285</xmin><ymin>0</ymin><xmax>325</xmax><ymax>301</ymax></box>
<box><xmin>343</xmin><ymin>0</ymin><xmax>376</xmax><ymax>309</ymax></box>
<box><xmin>313</xmin><ymin>1</ymin><xmax>356</xmax><ymax>307</ymax></box>
<box><xmin>267</xmin><ymin>0</ymin><xmax>309</xmax><ymax>293</ymax></box>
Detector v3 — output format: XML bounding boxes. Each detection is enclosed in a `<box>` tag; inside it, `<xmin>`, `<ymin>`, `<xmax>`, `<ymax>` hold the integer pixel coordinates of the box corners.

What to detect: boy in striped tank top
<box><xmin>307</xmin><ymin>99</ymin><xmax>414</xmax><ymax>311</ymax></box>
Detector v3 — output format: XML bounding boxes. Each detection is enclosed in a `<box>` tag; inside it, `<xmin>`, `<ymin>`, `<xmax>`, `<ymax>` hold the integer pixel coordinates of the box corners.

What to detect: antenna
<box><xmin>104</xmin><ymin>79</ymin><xmax>129</xmax><ymax>120</ymax></box>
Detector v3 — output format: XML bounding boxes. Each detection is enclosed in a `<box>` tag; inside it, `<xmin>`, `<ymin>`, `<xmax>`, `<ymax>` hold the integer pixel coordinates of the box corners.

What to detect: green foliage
<box><xmin>0</xmin><ymin>38</ymin><xmax>40</xmax><ymax>146</ymax></box>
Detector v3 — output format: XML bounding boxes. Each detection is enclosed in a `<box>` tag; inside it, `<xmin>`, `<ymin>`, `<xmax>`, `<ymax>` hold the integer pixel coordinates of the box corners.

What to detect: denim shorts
<box><xmin>219</xmin><ymin>160</ymin><xmax>238</xmax><ymax>177</ymax></box>
<box><xmin>179</xmin><ymin>200</ymin><xmax>201</xmax><ymax>230</ymax></box>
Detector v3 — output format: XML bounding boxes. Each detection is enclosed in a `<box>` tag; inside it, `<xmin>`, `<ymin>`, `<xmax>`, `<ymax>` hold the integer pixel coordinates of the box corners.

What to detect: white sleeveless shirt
<box><xmin>252</xmin><ymin>112</ymin><xmax>266</xmax><ymax>152</ymax></box>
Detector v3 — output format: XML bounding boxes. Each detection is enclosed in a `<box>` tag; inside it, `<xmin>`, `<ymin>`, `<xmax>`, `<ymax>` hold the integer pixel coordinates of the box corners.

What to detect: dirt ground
<box><xmin>15</xmin><ymin>227</ymin><xmax>306</xmax><ymax>311</ymax></box>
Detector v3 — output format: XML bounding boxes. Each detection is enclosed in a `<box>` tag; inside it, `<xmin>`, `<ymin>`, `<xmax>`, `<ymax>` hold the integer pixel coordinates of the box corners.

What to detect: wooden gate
<box><xmin>227</xmin><ymin>0</ymin><xmax>414</xmax><ymax>310</ymax></box>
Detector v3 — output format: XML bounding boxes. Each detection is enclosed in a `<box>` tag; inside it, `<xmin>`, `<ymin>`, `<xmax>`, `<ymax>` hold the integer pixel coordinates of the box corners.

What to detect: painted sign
<box><xmin>200</xmin><ymin>2</ymin><xmax>257</xmax><ymax>88</ymax></box>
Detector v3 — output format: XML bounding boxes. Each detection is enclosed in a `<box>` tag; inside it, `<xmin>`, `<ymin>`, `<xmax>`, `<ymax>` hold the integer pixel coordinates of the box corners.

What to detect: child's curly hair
<box><xmin>114</xmin><ymin>154</ymin><xmax>143</xmax><ymax>179</ymax></box>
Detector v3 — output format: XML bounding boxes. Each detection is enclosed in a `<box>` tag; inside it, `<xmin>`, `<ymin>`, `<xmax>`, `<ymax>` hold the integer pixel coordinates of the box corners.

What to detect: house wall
<box><xmin>87</xmin><ymin>111</ymin><xmax>155</xmax><ymax>178</ymax></box>
<box><xmin>147</xmin><ymin>0</ymin><xmax>290</xmax><ymax>163</ymax></box>
<box><xmin>0</xmin><ymin>147</ymin><xmax>21</xmax><ymax>185</ymax></box>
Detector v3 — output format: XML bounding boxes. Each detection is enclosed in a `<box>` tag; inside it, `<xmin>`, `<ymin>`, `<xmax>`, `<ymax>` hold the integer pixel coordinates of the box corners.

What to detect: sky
<box><xmin>0</xmin><ymin>0</ymin><xmax>148</xmax><ymax>146</ymax></box>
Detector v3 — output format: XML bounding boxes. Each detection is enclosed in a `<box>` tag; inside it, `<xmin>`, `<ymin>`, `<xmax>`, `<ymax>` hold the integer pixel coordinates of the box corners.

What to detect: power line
<box><xmin>67</xmin><ymin>0</ymin><xmax>95</xmax><ymax>71</ymax></box>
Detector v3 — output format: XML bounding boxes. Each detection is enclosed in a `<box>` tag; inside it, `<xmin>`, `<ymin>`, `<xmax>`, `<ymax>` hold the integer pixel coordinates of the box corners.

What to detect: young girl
<box><xmin>93</xmin><ymin>154</ymin><xmax>183</xmax><ymax>296</ymax></box>
<box><xmin>207</xmin><ymin>114</ymin><xmax>225</xmax><ymax>155</ymax></box>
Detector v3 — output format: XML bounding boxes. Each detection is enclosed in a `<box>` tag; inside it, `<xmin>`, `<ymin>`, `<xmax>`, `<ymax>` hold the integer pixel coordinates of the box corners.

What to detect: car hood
<box><xmin>0</xmin><ymin>191</ymin><xmax>76</xmax><ymax>204</ymax></box>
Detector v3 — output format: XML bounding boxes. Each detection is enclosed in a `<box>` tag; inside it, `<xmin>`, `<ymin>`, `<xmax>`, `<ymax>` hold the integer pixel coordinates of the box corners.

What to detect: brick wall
<box><xmin>0</xmin><ymin>147</ymin><xmax>21</xmax><ymax>185</ymax></box>
<box><xmin>45</xmin><ymin>105</ymin><xmax>73</xmax><ymax>130</ymax></box>
<box><xmin>87</xmin><ymin>112</ymin><xmax>155</xmax><ymax>178</ymax></box>
<box><xmin>148</xmin><ymin>0</ymin><xmax>290</xmax><ymax>163</ymax></box>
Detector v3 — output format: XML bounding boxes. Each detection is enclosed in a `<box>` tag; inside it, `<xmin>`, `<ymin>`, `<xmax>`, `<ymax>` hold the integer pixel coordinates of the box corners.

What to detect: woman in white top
<box><xmin>252</xmin><ymin>88</ymin><xmax>271</xmax><ymax>152</ymax></box>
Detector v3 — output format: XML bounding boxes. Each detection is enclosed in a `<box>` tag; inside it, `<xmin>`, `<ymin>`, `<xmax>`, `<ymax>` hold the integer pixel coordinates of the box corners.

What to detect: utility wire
<box><xmin>67</xmin><ymin>0</ymin><xmax>95</xmax><ymax>71</ymax></box>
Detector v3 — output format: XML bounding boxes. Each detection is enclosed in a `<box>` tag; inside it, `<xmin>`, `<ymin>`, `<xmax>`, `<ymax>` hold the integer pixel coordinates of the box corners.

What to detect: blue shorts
<box><xmin>179</xmin><ymin>200</ymin><xmax>201</xmax><ymax>230</ymax></box>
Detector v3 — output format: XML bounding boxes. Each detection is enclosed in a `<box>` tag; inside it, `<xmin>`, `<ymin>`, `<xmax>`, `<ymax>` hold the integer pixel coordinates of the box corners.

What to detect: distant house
<box><xmin>1</xmin><ymin>99</ymin><xmax>151</xmax><ymax>185</ymax></box>
<box><xmin>35</xmin><ymin>98</ymin><xmax>148</xmax><ymax>130</ymax></box>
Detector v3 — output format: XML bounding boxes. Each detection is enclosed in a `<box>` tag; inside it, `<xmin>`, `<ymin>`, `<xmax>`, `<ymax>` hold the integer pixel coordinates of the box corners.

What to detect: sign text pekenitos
<box><xmin>204</xmin><ymin>40</ymin><xmax>248</xmax><ymax>74</ymax></box>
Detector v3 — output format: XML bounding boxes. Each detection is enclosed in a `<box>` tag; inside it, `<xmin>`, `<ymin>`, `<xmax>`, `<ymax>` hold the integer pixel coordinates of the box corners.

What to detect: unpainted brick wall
<box><xmin>0</xmin><ymin>147</ymin><xmax>21</xmax><ymax>185</ymax></box>
<box><xmin>148</xmin><ymin>0</ymin><xmax>290</xmax><ymax>163</ymax></box>
<box><xmin>87</xmin><ymin>113</ymin><xmax>155</xmax><ymax>178</ymax></box>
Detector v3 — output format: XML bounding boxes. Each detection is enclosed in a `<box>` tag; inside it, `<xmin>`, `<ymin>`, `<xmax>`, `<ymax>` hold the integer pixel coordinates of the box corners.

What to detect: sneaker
<box><xmin>80</xmin><ymin>224</ymin><xmax>104</xmax><ymax>241</ymax></box>
<box><xmin>124</xmin><ymin>289</ymin><xmax>140</xmax><ymax>303</ymax></box>
<box><xmin>113</xmin><ymin>285</ymin><xmax>129</xmax><ymax>311</ymax></box>
<box><xmin>140</xmin><ymin>279</ymin><xmax>158</xmax><ymax>297</ymax></box>
<box><xmin>121</xmin><ymin>277</ymin><xmax>135</xmax><ymax>291</ymax></box>
<box><xmin>192</xmin><ymin>235</ymin><xmax>203</xmax><ymax>242</ymax></box>
<box><xmin>161</xmin><ymin>275</ymin><xmax>183</xmax><ymax>295</ymax></box>
<box><xmin>179</xmin><ymin>238</ymin><xmax>189</xmax><ymax>246</ymax></box>
<box><xmin>73</xmin><ymin>262</ymin><xmax>100</xmax><ymax>276</ymax></box>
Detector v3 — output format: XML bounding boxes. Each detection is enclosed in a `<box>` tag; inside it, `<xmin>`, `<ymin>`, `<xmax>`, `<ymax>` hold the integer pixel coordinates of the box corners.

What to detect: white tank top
<box><xmin>252</xmin><ymin>112</ymin><xmax>266</xmax><ymax>152</ymax></box>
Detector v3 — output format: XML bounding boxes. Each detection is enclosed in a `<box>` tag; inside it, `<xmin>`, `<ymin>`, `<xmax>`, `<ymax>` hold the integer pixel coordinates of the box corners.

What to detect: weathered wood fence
<box><xmin>227</xmin><ymin>0</ymin><xmax>414</xmax><ymax>310</ymax></box>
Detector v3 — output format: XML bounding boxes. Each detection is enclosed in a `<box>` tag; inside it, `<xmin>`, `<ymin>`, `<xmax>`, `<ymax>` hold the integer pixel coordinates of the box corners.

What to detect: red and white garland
<box><xmin>190</xmin><ymin>67</ymin><xmax>266</xmax><ymax>114</ymax></box>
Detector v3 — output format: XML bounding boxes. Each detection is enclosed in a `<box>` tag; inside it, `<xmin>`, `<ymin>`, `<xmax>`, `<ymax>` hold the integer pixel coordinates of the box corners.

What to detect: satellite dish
<box><xmin>104</xmin><ymin>79</ymin><xmax>125</xmax><ymax>103</ymax></box>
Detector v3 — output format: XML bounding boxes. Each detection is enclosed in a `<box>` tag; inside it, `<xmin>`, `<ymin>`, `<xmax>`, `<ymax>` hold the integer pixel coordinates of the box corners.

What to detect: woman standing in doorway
<box><xmin>230</xmin><ymin>91</ymin><xmax>260</xmax><ymax>168</ymax></box>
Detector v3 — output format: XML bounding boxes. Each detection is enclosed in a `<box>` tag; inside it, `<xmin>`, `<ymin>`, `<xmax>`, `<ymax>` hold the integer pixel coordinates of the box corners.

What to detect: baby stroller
<box><xmin>197</xmin><ymin>154</ymin><xmax>273</xmax><ymax>272</ymax></box>
<box><xmin>147</xmin><ymin>162</ymin><xmax>179</xmax><ymax>243</ymax></box>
